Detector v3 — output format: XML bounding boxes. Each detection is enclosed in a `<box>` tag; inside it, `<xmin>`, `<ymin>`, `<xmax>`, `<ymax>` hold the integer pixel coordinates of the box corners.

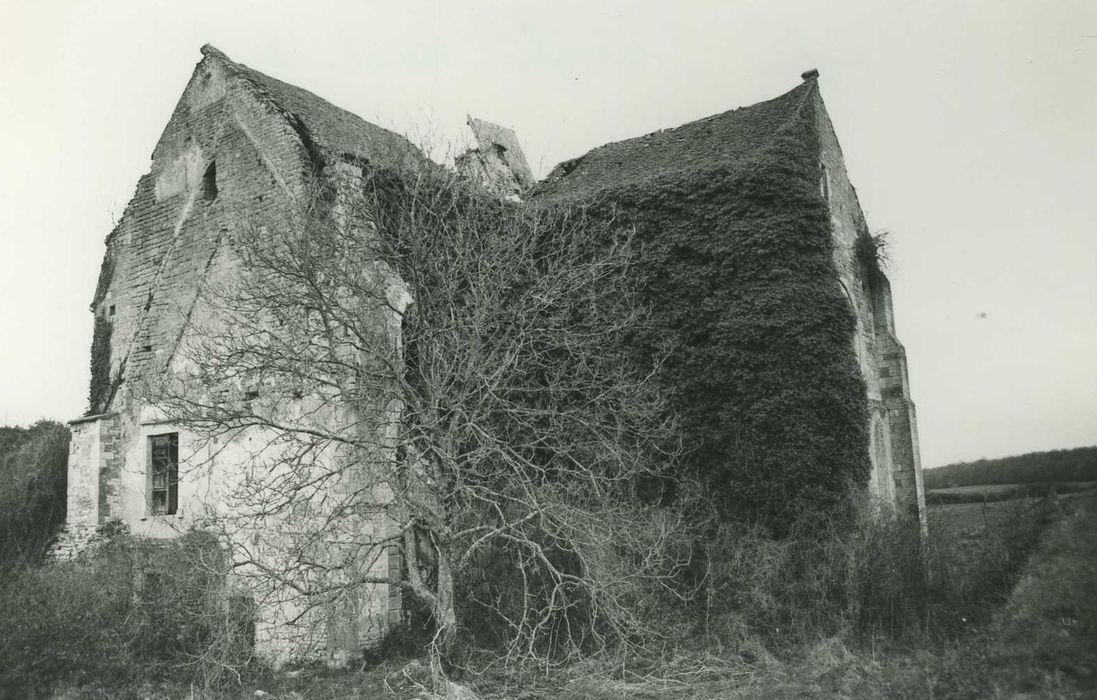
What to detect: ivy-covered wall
<box><xmin>87</xmin><ymin>316</ymin><xmax>114</xmax><ymax>415</ymax></box>
<box><xmin>538</xmin><ymin>87</ymin><xmax>871</xmax><ymax>531</ymax></box>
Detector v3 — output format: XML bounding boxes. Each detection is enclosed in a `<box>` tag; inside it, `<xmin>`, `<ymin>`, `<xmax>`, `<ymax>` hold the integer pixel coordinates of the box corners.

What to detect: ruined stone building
<box><xmin>59</xmin><ymin>46</ymin><xmax>923</xmax><ymax>662</ymax></box>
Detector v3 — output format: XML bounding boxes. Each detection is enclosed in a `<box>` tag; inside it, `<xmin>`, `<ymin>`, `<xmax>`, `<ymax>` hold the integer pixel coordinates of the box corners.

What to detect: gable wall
<box><xmin>92</xmin><ymin>56</ymin><xmax>313</xmax><ymax>409</ymax></box>
<box><xmin>74</xmin><ymin>54</ymin><xmax>315</xmax><ymax>531</ymax></box>
<box><xmin>66</xmin><ymin>55</ymin><xmax>404</xmax><ymax>662</ymax></box>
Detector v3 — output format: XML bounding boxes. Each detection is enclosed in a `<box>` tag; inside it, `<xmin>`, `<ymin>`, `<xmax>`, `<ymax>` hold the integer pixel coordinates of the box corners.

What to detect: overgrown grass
<box><xmin>492</xmin><ymin>496</ymin><xmax>1059</xmax><ymax>699</ymax></box>
<box><xmin>691</xmin><ymin>496</ymin><xmax>1045</xmax><ymax>657</ymax></box>
<box><xmin>1</xmin><ymin>496</ymin><xmax>1064</xmax><ymax>699</ymax></box>
<box><xmin>0</xmin><ymin>528</ymin><xmax>257</xmax><ymax>698</ymax></box>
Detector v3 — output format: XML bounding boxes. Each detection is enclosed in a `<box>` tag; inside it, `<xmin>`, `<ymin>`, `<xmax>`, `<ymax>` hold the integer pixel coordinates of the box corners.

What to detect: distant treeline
<box><xmin>925</xmin><ymin>446</ymin><xmax>1097</xmax><ymax>489</ymax></box>
<box><xmin>0</xmin><ymin>421</ymin><xmax>69</xmax><ymax>566</ymax></box>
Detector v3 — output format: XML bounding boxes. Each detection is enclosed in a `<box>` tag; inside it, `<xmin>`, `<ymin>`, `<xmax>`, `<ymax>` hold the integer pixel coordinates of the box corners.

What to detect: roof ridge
<box><xmin>197</xmin><ymin>44</ymin><xmax>425</xmax><ymax>170</ymax></box>
<box><xmin>585</xmin><ymin>81</ymin><xmax>811</xmax><ymax>159</ymax></box>
<box><xmin>534</xmin><ymin>80</ymin><xmax>815</xmax><ymax>200</ymax></box>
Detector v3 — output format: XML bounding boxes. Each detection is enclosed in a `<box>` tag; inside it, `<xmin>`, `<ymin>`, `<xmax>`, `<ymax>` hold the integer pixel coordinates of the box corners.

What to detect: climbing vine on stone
<box><xmin>571</xmin><ymin>93</ymin><xmax>870</xmax><ymax>532</ymax></box>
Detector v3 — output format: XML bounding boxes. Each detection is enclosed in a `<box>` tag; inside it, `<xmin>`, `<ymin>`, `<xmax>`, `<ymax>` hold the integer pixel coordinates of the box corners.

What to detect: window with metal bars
<box><xmin>147</xmin><ymin>433</ymin><xmax>179</xmax><ymax>515</ymax></box>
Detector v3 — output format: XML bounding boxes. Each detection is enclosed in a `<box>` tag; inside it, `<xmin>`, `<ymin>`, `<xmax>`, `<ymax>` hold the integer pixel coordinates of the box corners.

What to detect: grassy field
<box><xmin>926</xmin><ymin>481</ymin><xmax>1097</xmax><ymax>505</ymax></box>
<box><xmin>915</xmin><ymin>491</ymin><xmax>1097</xmax><ymax>698</ymax></box>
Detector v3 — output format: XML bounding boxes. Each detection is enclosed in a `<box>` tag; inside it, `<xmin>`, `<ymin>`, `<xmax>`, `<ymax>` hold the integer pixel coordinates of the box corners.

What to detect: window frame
<box><xmin>146</xmin><ymin>432</ymin><xmax>179</xmax><ymax>515</ymax></box>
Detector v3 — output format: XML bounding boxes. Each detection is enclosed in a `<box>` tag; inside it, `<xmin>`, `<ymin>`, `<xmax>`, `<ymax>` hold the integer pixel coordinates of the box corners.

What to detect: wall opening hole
<box><xmin>201</xmin><ymin>161</ymin><xmax>218</xmax><ymax>200</ymax></box>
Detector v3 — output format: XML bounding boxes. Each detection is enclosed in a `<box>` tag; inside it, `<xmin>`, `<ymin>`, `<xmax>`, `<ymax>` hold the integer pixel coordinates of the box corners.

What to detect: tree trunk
<box><xmin>403</xmin><ymin>527</ymin><xmax>459</xmax><ymax>658</ymax></box>
<box><xmin>432</xmin><ymin>544</ymin><xmax>458</xmax><ymax>656</ymax></box>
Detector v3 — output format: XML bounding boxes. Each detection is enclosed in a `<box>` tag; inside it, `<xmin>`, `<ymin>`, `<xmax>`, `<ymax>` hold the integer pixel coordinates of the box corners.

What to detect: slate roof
<box><xmin>532</xmin><ymin>81</ymin><xmax>814</xmax><ymax>202</ymax></box>
<box><xmin>201</xmin><ymin>45</ymin><xmax>424</xmax><ymax>170</ymax></box>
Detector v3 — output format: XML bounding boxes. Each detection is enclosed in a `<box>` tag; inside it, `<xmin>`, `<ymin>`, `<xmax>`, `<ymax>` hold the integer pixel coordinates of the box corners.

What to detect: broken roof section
<box><xmin>455</xmin><ymin>117</ymin><xmax>536</xmax><ymax>199</ymax></box>
<box><xmin>200</xmin><ymin>44</ymin><xmax>425</xmax><ymax>171</ymax></box>
<box><xmin>466</xmin><ymin>117</ymin><xmax>535</xmax><ymax>189</ymax></box>
<box><xmin>532</xmin><ymin>80</ymin><xmax>815</xmax><ymax>202</ymax></box>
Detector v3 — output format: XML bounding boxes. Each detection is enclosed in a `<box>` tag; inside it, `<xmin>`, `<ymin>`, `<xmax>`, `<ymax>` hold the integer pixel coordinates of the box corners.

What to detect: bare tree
<box><xmin>149</xmin><ymin>163</ymin><xmax>687</xmax><ymax>669</ymax></box>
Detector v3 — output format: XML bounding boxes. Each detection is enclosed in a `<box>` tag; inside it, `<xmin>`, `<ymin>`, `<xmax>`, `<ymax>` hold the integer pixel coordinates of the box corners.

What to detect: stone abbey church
<box><xmin>59</xmin><ymin>46</ymin><xmax>924</xmax><ymax>662</ymax></box>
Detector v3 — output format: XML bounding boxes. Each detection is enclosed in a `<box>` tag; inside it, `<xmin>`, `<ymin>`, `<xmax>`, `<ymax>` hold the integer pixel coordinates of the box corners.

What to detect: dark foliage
<box><xmin>695</xmin><ymin>498</ymin><xmax>1048</xmax><ymax>658</ymax></box>
<box><xmin>565</xmin><ymin>91</ymin><xmax>869</xmax><ymax>531</ymax></box>
<box><xmin>926</xmin><ymin>446</ymin><xmax>1097</xmax><ymax>489</ymax></box>
<box><xmin>0</xmin><ymin>530</ymin><xmax>254</xmax><ymax>695</ymax></box>
<box><xmin>0</xmin><ymin>420</ymin><xmax>69</xmax><ymax>566</ymax></box>
<box><xmin>854</xmin><ymin>229</ymin><xmax>890</xmax><ymax>286</ymax></box>
<box><xmin>88</xmin><ymin>315</ymin><xmax>114</xmax><ymax>415</ymax></box>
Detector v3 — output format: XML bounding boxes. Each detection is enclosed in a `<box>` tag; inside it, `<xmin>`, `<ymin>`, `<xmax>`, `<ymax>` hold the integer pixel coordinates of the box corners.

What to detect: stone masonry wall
<box><xmin>71</xmin><ymin>51</ymin><xmax>406</xmax><ymax>663</ymax></box>
<box><xmin>69</xmin><ymin>52</ymin><xmax>395</xmax><ymax>662</ymax></box>
<box><xmin>93</xmin><ymin>54</ymin><xmax>311</xmax><ymax>406</ymax></box>
<box><xmin>52</xmin><ymin>413</ymin><xmax>123</xmax><ymax>559</ymax></box>
<box><xmin>810</xmin><ymin>85</ymin><xmax>925</xmax><ymax>521</ymax></box>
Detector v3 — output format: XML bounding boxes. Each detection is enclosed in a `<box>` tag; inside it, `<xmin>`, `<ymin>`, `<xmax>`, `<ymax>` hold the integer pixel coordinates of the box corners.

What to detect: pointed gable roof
<box><xmin>532</xmin><ymin>81</ymin><xmax>815</xmax><ymax>202</ymax></box>
<box><xmin>200</xmin><ymin>45</ymin><xmax>424</xmax><ymax>170</ymax></box>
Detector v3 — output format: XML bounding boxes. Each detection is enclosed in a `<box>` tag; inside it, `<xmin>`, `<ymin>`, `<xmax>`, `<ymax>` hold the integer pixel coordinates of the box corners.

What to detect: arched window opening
<box><xmin>838</xmin><ymin>280</ymin><xmax>866</xmax><ymax>369</ymax></box>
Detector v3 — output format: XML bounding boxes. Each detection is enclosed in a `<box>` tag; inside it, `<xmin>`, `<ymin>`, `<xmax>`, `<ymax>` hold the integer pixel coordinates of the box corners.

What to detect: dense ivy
<box><xmin>577</xmin><ymin>97</ymin><xmax>870</xmax><ymax>531</ymax></box>
<box><xmin>88</xmin><ymin>316</ymin><xmax>114</xmax><ymax>415</ymax></box>
<box><xmin>88</xmin><ymin>242</ymin><xmax>117</xmax><ymax>415</ymax></box>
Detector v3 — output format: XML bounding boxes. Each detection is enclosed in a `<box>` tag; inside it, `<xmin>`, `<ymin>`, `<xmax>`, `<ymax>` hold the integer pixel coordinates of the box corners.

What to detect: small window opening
<box><xmin>108</xmin><ymin>305</ymin><xmax>116</xmax><ymax>316</ymax></box>
<box><xmin>820</xmin><ymin>163</ymin><xmax>830</xmax><ymax>201</ymax></box>
<box><xmin>141</xmin><ymin>344</ymin><xmax>152</xmax><ymax>353</ymax></box>
<box><xmin>147</xmin><ymin>433</ymin><xmax>179</xmax><ymax>515</ymax></box>
<box><xmin>201</xmin><ymin>161</ymin><xmax>218</xmax><ymax>200</ymax></box>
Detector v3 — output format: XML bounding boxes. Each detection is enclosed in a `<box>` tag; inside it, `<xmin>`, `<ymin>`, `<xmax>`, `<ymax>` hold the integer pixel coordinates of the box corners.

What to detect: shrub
<box><xmin>693</xmin><ymin>496</ymin><xmax>1048</xmax><ymax>657</ymax></box>
<box><xmin>0</xmin><ymin>536</ymin><xmax>138</xmax><ymax>694</ymax></box>
<box><xmin>0</xmin><ymin>420</ymin><xmax>70</xmax><ymax>566</ymax></box>
<box><xmin>0</xmin><ymin>529</ymin><xmax>257</xmax><ymax>695</ymax></box>
<box><xmin>854</xmin><ymin>230</ymin><xmax>890</xmax><ymax>285</ymax></box>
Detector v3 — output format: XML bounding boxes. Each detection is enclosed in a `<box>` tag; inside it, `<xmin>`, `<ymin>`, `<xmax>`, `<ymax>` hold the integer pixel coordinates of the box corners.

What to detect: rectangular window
<box><xmin>147</xmin><ymin>433</ymin><xmax>179</xmax><ymax>515</ymax></box>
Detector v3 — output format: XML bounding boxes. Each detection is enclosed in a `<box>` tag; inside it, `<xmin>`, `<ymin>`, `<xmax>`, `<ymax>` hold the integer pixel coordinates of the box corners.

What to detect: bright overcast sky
<box><xmin>1</xmin><ymin>0</ymin><xmax>1094</xmax><ymax>468</ymax></box>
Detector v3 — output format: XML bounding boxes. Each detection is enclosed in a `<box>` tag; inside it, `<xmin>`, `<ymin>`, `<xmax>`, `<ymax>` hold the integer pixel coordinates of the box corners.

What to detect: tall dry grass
<box><xmin>0</xmin><ymin>527</ymin><xmax>257</xmax><ymax>697</ymax></box>
<box><xmin>694</xmin><ymin>496</ymin><xmax>1048</xmax><ymax>656</ymax></box>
